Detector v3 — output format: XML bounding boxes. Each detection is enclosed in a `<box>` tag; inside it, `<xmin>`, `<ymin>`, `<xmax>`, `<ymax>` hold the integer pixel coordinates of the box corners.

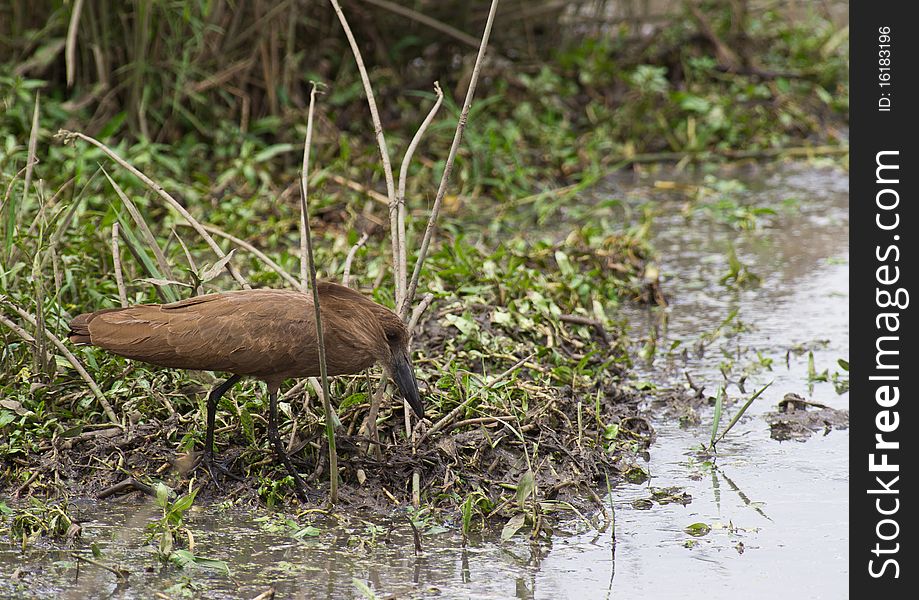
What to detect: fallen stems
<box><xmin>56</xmin><ymin>130</ymin><xmax>249</xmax><ymax>289</ymax></box>
<box><xmin>2</xmin><ymin>301</ymin><xmax>119</xmax><ymax>425</ymax></box>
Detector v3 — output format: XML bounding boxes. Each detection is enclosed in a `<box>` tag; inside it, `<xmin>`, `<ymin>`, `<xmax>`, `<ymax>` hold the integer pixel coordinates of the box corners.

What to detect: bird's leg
<box><xmin>267</xmin><ymin>386</ymin><xmax>310</xmax><ymax>502</ymax></box>
<box><xmin>200</xmin><ymin>374</ymin><xmax>243</xmax><ymax>483</ymax></box>
<box><xmin>359</xmin><ymin>378</ymin><xmax>386</xmax><ymax>460</ymax></box>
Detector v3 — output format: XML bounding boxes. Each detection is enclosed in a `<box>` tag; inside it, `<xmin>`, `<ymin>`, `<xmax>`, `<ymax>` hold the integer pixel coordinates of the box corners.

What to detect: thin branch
<box><xmin>300</xmin><ymin>89</ymin><xmax>338</xmax><ymax>504</ymax></box>
<box><xmin>299</xmin><ymin>84</ymin><xmax>318</xmax><ymax>289</ymax></box>
<box><xmin>329</xmin><ymin>174</ymin><xmax>389</xmax><ymax>205</ymax></box>
<box><xmin>22</xmin><ymin>92</ymin><xmax>40</xmax><ymax>220</ymax></box>
<box><xmin>397</xmin><ymin>83</ymin><xmax>444</xmax><ymax>310</ymax></box>
<box><xmin>55</xmin><ymin>130</ymin><xmax>249</xmax><ymax>289</ymax></box>
<box><xmin>342</xmin><ymin>231</ymin><xmax>369</xmax><ymax>288</ymax></box>
<box><xmin>103</xmin><ymin>169</ymin><xmax>175</xmax><ymax>283</ymax></box>
<box><xmin>111</xmin><ymin>223</ymin><xmax>128</xmax><ymax>307</ymax></box>
<box><xmin>329</xmin><ymin>0</ymin><xmax>400</xmax><ymax>303</ymax></box>
<box><xmin>65</xmin><ymin>0</ymin><xmax>85</xmax><ymax>87</ymax></box>
<box><xmin>402</xmin><ymin>0</ymin><xmax>499</xmax><ymax>319</ymax></box>
<box><xmin>178</xmin><ymin>222</ymin><xmax>301</xmax><ymax>288</ymax></box>
<box><xmin>2</xmin><ymin>302</ymin><xmax>119</xmax><ymax>425</ymax></box>
<box><xmin>420</xmin><ymin>350</ymin><xmax>530</xmax><ymax>444</ymax></box>
<box><xmin>407</xmin><ymin>292</ymin><xmax>434</xmax><ymax>344</ymax></box>
<box><xmin>172</xmin><ymin>230</ymin><xmax>203</xmax><ymax>295</ymax></box>
<box><xmin>359</xmin><ymin>0</ymin><xmax>482</xmax><ymax>48</ymax></box>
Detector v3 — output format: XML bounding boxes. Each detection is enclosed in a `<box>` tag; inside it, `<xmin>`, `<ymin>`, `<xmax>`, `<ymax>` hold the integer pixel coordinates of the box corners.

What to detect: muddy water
<box><xmin>1</xmin><ymin>164</ymin><xmax>848</xmax><ymax>599</ymax></box>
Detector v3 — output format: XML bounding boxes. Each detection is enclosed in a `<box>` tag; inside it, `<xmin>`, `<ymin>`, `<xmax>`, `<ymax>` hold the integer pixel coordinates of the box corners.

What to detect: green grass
<box><xmin>1</xmin><ymin>3</ymin><xmax>847</xmax><ymax>529</ymax></box>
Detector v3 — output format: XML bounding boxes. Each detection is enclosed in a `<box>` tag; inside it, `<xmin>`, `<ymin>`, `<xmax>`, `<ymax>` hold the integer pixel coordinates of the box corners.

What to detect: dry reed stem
<box><xmin>396</xmin><ymin>83</ymin><xmax>444</xmax><ymax>308</ymax></box>
<box><xmin>300</xmin><ymin>86</ymin><xmax>338</xmax><ymax>503</ymax></box>
<box><xmin>421</xmin><ymin>350</ymin><xmax>531</xmax><ymax>443</ymax></box>
<box><xmin>406</xmin><ymin>292</ymin><xmax>434</xmax><ymax>342</ymax></box>
<box><xmin>299</xmin><ymin>84</ymin><xmax>319</xmax><ymax>289</ymax></box>
<box><xmin>103</xmin><ymin>169</ymin><xmax>176</xmax><ymax>282</ymax></box>
<box><xmin>65</xmin><ymin>0</ymin><xmax>85</xmax><ymax>87</ymax></box>
<box><xmin>329</xmin><ymin>0</ymin><xmax>400</xmax><ymax>303</ymax></box>
<box><xmin>172</xmin><ymin>230</ymin><xmax>204</xmax><ymax>295</ymax></box>
<box><xmin>111</xmin><ymin>223</ymin><xmax>128</xmax><ymax>307</ymax></box>
<box><xmin>403</xmin><ymin>0</ymin><xmax>500</xmax><ymax>319</ymax></box>
<box><xmin>3</xmin><ymin>302</ymin><xmax>119</xmax><ymax>425</ymax></box>
<box><xmin>178</xmin><ymin>222</ymin><xmax>301</xmax><ymax>288</ymax></box>
<box><xmin>22</xmin><ymin>93</ymin><xmax>40</xmax><ymax>219</ymax></box>
<box><xmin>56</xmin><ymin>130</ymin><xmax>250</xmax><ymax>289</ymax></box>
<box><xmin>360</xmin><ymin>0</ymin><xmax>483</xmax><ymax>48</ymax></box>
<box><xmin>342</xmin><ymin>231</ymin><xmax>370</xmax><ymax>288</ymax></box>
<box><xmin>328</xmin><ymin>174</ymin><xmax>389</xmax><ymax>205</ymax></box>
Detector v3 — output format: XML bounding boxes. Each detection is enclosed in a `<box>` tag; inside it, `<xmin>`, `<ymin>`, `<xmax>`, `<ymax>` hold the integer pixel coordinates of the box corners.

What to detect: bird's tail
<box><xmin>68</xmin><ymin>307</ymin><xmax>124</xmax><ymax>345</ymax></box>
<box><xmin>68</xmin><ymin>313</ymin><xmax>94</xmax><ymax>345</ymax></box>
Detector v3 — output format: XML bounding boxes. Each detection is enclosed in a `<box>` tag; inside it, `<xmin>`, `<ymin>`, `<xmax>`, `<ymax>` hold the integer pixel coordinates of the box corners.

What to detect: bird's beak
<box><xmin>392</xmin><ymin>350</ymin><xmax>424</xmax><ymax>419</ymax></box>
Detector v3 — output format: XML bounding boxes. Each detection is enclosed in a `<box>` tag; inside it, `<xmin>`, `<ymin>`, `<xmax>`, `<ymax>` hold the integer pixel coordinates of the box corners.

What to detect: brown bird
<box><xmin>68</xmin><ymin>281</ymin><xmax>422</xmax><ymax>500</ymax></box>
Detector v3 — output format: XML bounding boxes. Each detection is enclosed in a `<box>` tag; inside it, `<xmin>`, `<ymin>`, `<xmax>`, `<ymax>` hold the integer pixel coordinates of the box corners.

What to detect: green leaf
<box><xmin>708</xmin><ymin>386</ymin><xmax>724</xmax><ymax>450</ymax></box>
<box><xmin>684</xmin><ymin>522</ymin><xmax>711</xmax><ymax>537</ymax></box>
<box><xmin>515</xmin><ymin>470</ymin><xmax>535</xmax><ymax>506</ymax></box>
<box><xmin>501</xmin><ymin>513</ymin><xmax>527</xmax><ymax>541</ymax></box>
<box><xmin>352</xmin><ymin>578</ymin><xmax>378</xmax><ymax>600</ymax></box>
<box><xmin>199</xmin><ymin>249</ymin><xmax>236</xmax><ymax>283</ymax></box>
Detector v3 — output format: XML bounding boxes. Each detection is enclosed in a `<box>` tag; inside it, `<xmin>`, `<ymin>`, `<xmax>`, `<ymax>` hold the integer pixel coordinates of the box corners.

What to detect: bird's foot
<box><xmin>197</xmin><ymin>451</ymin><xmax>244</xmax><ymax>488</ymax></box>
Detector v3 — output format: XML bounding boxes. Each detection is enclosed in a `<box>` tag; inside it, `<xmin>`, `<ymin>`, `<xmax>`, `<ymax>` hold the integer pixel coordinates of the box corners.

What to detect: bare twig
<box><xmin>403</xmin><ymin>0</ymin><xmax>499</xmax><ymax>318</ymax></box>
<box><xmin>172</xmin><ymin>230</ymin><xmax>203</xmax><ymax>295</ymax></box>
<box><xmin>177</xmin><ymin>222</ymin><xmax>300</xmax><ymax>288</ymax></box>
<box><xmin>65</xmin><ymin>0</ymin><xmax>85</xmax><ymax>87</ymax></box>
<box><xmin>328</xmin><ymin>174</ymin><xmax>389</xmax><ymax>205</ymax></box>
<box><xmin>2</xmin><ymin>302</ymin><xmax>119</xmax><ymax>425</ymax></box>
<box><xmin>396</xmin><ymin>83</ymin><xmax>444</xmax><ymax>308</ymax></box>
<box><xmin>420</xmin><ymin>351</ymin><xmax>531</xmax><ymax>443</ymax></box>
<box><xmin>329</xmin><ymin>0</ymin><xmax>399</xmax><ymax>301</ymax></box>
<box><xmin>407</xmin><ymin>292</ymin><xmax>434</xmax><ymax>342</ymax></box>
<box><xmin>111</xmin><ymin>223</ymin><xmax>128</xmax><ymax>307</ymax></box>
<box><xmin>299</xmin><ymin>84</ymin><xmax>319</xmax><ymax>289</ymax></box>
<box><xmin>300</xmin><ymin>89</ymin><xmax>338</xmax><ymax>503</ymax></box>
<box><xmin>360</xmin><ymin>0</ymin><xmax>482</xmax><ymax>48</ymax></box>
<box><xmin>56</xmin><ymin>130</ymin><xmax>249</xmax><ymax>288</ymax></box>
<box><xmin>22</xmin><ymin>93</ymin><xmax>40</xmax><ymax>218</ymax></box>
<box><xmin>342</xmin><ymin>231</ymin><xmax>370</xmax><ymax>288</ymax></box>
<box><xmin>103</xmin><ymin>169</ymin><xmax>176</xmax><ymax>283</ymax></box>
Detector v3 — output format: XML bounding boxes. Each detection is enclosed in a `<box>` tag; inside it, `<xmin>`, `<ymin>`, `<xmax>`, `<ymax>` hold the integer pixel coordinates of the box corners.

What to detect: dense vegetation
<box><xmin>2</xmin><ymin>0</ymin><xmax>847</xmax><ymax>547</ymax></box>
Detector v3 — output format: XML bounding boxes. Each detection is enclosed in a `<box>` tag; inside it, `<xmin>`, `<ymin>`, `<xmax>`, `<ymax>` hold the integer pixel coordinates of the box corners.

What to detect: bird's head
<box><xmin>377</xmin><ymin>313</ymin><xmax>424</xmax><ymax>420</ymax></box>
<box><xmin>317</xmin><ymin>281</ymin><xmax>423</xmax><ymax>419</ymax></box>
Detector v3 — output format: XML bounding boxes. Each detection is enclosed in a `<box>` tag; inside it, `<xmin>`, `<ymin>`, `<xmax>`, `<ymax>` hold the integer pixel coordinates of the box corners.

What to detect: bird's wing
<box><xmin>87</xmin><ymin>290</ymin><xmax>314</xmax><ymax>375</ymax></box>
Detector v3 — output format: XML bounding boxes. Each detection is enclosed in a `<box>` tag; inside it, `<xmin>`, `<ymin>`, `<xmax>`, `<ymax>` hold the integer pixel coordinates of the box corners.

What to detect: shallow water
<box><xmin>1</xmin><ymin>163</ymin><xmax>849</xmax><ymax>599</ymax></box>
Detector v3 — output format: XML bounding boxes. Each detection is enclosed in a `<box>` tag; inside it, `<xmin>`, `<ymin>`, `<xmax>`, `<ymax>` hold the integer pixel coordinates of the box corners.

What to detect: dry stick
<box><xmin>103</xmin><ymin>170</ymin><xmax>175</xmax><ymax>282</ymax></box>
<box><xmin>342</xmin><ymin>231</ymin><xmax>369</xmax><ymax>288</ymax></box>
<box><xmin>299</xmin><ymin>84</ymin><xmax>319</xmax><ymax>290</ymax></box>
<box><xmin>65</xmin><ymin>0</ymin><xmax>85</xmax><ymax>87</ymax></box>
<box><xmin>420</xmin><ymin>351</ymin><xmax>532</xmax><ymax>444</ymax></box>
<box><xmin>359</xmin><ymin>0</ymin><xmax>483</xmax><ymax>48</ymax></box>
<box><xmin>402</xmin><ymin>0</ymin><xmax>500</xmax><ymax>320</ymax></box>
<box><xmin>56</xmin><ymin>130</ymin><xmax>249</xmax><ymax>289</ymax></box>
<box><xmin>111</xmin><ymin>223</ymin><xmax>128</xmax><ymax>307</ymax></box>
<box><xmin>21</xmin><ymin>93</ymin><xmax>40</xmax><ymax>223</ymax></box>
<box><xmin>329</xmin><ymin>0</ymin><xmax>400</xmax><ymax>303</ymax></box>
<box><xmin>300</xmin><ymin>90</ymin><xmax>338</xmax><ymax>505</ymax></box>
<box><xmin>329</xmin><ymin>174</ymin><xmax>389</xmax><ymax>206</ymax></box>
<box><xmin>12</xmin><ymin>177</ymin><xmax>75</xmax><ymax>264</ymax></box>
<box><xmin>396</xmin><ymin>83</ymin><xmax>444</xmax><ymax>307</ymax></box>
<box><xmin>2</xmin><ymin>303</ymin><xmax>119</xmax><ymax>425</ymax></box>
<box><xmin>179</xmin><ymin>222</ymin><xmax>301</xmax><ymax>288</ymax></box>
<box><xmin>172</xmin><ymin>230</ymin><xmax>203</xmax><ymax>295</ymax></box>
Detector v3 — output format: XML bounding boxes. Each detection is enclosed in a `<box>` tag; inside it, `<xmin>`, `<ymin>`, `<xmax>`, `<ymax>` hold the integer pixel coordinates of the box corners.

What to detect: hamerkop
<box><xmin>68</xmin><ymin>281</ymin><xmax>422</xmax><ymax>500</ymax></box>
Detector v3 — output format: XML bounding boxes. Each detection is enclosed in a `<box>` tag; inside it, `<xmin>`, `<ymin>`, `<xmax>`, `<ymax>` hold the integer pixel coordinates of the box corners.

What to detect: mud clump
<box><xmin>764</xmin><ymin>393</ymin><xmax>849</xmax><ymax>441</ymax></box>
